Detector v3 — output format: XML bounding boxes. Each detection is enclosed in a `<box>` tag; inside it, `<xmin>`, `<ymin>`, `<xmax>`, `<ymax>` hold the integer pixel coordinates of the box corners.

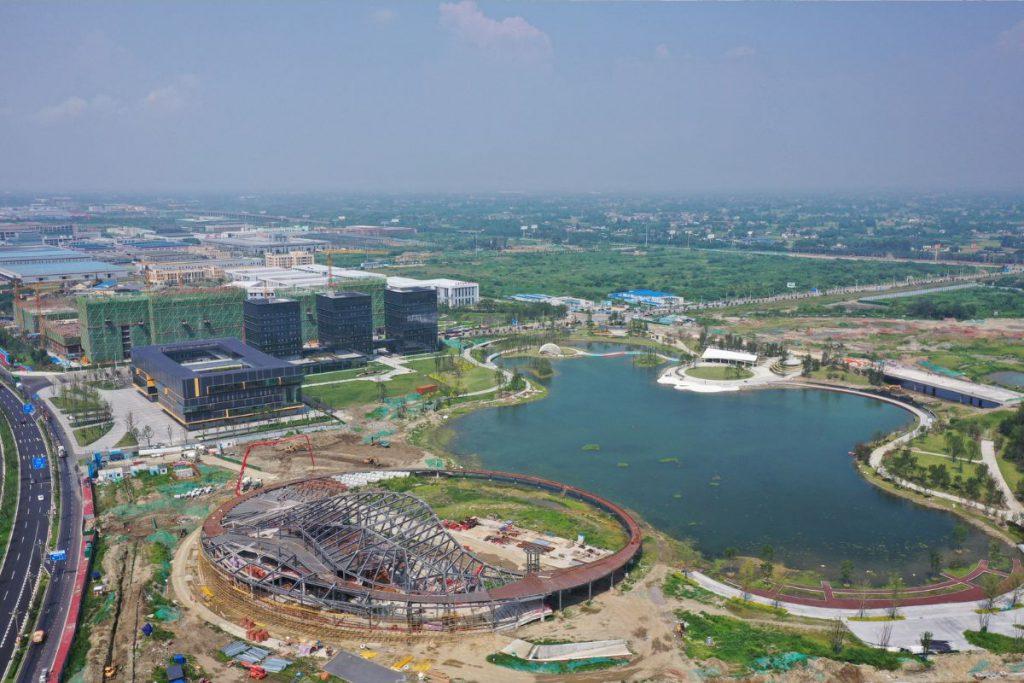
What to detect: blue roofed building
<box><xmin>131</xmin><ymin>337</ymin><xmax>304</xmax><ymax>431</ymax></box>
<box><xmin>0</xmin><ymin>246</ymin><xmax>128</xmax><ymax>285</ymax></box>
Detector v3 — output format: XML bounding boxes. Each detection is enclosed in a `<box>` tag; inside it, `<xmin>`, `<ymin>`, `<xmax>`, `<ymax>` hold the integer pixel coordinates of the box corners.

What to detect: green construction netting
<box><xmin>153</xmin><ymin>606</ymin><xmax>180</xmax><ymax>622</ymax></box>
<box><xmin>146</xmin><ymin>530</ymin><xmax>178</xmax><ymax>548</ymax></box>
<box><xmin>751</xmin><ymin>652</ymin><xmax>810</xmax><ymax>672</ymax></box>
<box><xmin>90</xmin><ymin>592</ymin><xmax>117</xmax><ymax>625</ymax></box>
<box><xmin>487</xmin><ymin>655</ymin><xmax>628</xmax><ymax>675</ymax></box>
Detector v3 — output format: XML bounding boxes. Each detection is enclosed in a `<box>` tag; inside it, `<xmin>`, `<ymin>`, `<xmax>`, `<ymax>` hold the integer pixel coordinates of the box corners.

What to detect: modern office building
<box><xmin>316</xmin><ymin>292</ymin><xmax>373</xmax><ymax>355</ymax></box>
<box><xmin>382</xmin><ymin>276</ymin><xmax>480</xmax><ymax>308</ymax></box>
<box><xmin>384</xmin><ymin>287</ymin><xmax>438</xmax><ymax>355</ymax></box>
<box><xmin>243</xmin><ymin>298</ymin><xmax>302</xmax><ymax>358</ymax></box>
<box><xmin>131</xmin><ymin>337</ymin><xmax>304</xmax><ymax>431</ymax></box>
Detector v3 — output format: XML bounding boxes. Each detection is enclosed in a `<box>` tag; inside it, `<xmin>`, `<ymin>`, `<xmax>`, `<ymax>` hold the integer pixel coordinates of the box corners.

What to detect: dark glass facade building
<box><xmin>243</xmin><ymin>298</ymin><xmax>302</xmax><ymax>359</ymax></box>
<box><xmin>315</xmin><ymin>291</ymin><xmax>373</xmax><ymax>355</ymax></box>
<box><xmin>131</xmin><ymin>338</ymin><xmax>304</xmax><ymax>431</ymax></box>
<box><xmin>384</xmin><ymin>287</ymin><xmax>438</xmax><ymax>355</ymax></box>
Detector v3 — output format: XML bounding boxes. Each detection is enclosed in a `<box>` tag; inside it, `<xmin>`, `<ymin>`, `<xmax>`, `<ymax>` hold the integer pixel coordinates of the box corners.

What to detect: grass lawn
<box><xmin>911</xmin><ymin>451</ymin><xmax>983</xmax><ymax>481</ymax></box>
<box><xmin>406</xmin><ymin>356</ymin><xmax>497</xmax><ymax>392</ymax></box>
<box><xmin>926</xmin><ymin>341</ymin><xmax>1024</xmax><ymax>382</ymax></box>
<box><xmin>0</xmin><ymin>415</ymin><xmax>19</xmax><ymax>570</ymax></box>
<box><xmin>303</xmin><ymin>371</ymin><xmax>431</xmax><ymax>407</ymax></box>
<box><xmin>74</xmin><ymin>421</ymin><xmax>113</xmax><ymax>446</ymax></box>
<box><xmin>115</xmin><ymin>430</ymin><xmax>138</xmax><ymax>448</ymax></box>
<box><xmin>806</xmin><ymin>367</ymin><xmax>871</xmax><ymax>386</ymax></box>
<box><xmin>910</xmin><ymin>431</ymin><xmax>954</xmax><ymax>455</ymax></box>
<box><xmin>677</xmin><ymin>610</ymin><xmax>903</xmax><ymax>671</ymax></box>
<box><xmin>304</xmin><ymin>361</ymin><xmax>391</xmax><ymax>384</ymax></box>
<box><xmin>997</xmin><ymin>453</ymin><xmax>1024</xmax><ymax>493</ymax></box>
<box><xmin>685</xmin><ymin>365</ymin><xmax>753</xmax><ymax>381</ymax></box>
<box><xmin>377</xmin><ymin>475</ymin><xmax>629</xmax><ymax>550</ymax></box>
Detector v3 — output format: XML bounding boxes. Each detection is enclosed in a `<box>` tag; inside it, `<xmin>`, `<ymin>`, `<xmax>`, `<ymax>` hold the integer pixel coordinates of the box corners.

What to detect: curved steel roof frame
<box><xmin>226</xmin><ymin>488</ymin><xmax>520</xmax><ymax>595</ymax></box>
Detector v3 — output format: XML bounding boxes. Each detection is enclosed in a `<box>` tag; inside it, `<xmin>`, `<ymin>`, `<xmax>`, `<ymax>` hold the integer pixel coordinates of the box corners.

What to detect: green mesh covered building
<box><xmin>78</xmin><ymin>288</ymin><xmax>246</xmax><ymax>364</ymax></box>
<box><xmin>275</xmin><ymin>277</ymin><xmax>387</xmax><ymax>342</ymax></box>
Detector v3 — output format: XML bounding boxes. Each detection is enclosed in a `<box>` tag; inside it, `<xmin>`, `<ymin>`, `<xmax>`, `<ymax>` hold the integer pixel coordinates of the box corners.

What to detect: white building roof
<box><xmin>882</xmin><ymin>364</ymin><xmax>1023</xmax><ymax>405</ymax></box>
<box><xmin>701</xmin><ymin>347</ymin><xmax>758</xmax><ymax>363</ymax></box>
<box><xmin>383</xmin><ymin>275</ymin><xmax>477</xmax><ymax>289</ymax></box>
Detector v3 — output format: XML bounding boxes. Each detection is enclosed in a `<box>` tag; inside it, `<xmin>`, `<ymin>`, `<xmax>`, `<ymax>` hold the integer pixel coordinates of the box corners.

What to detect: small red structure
<box><xmin>234</xmin><ymin>434</ymin><xmax>315</xmax><ymax>496</ymax></box>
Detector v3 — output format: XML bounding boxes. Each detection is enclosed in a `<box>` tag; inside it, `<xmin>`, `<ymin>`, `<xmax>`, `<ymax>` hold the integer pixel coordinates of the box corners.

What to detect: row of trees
<box><xmin>887</xmin><ymin>448</ymin><xmax>1005</xmax><ymax>507</ymax></box>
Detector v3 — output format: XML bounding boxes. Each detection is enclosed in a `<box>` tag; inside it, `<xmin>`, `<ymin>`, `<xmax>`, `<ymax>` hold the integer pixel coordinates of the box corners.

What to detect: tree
<box><xmin>738</xmin><ymin>560</ymin><xmax>758</xmax><ymax>602</ymax></box>
<box><xmin>770</xmin><ymin>565</ymin><xmax>789</xmax><ymax>609</ymax></box>
<box><xmin>887</xmin><ymin>575</ymin><xmax>904</xmax><ymax>620</ymax></box>
<box><xmin>928</xmin><ymin>549</ymin><xmax>943</xmax><ymax>579</ymax></box>
<box><xmin>980</xmin><ymin>573</ymin><xmax>1003</xmax><ymax>615</ymax></box>
<box><xmin>951</xmin><ymin>522</ymin><xmax>968</xmax><ymax>552</ymax></box>
<box><xmin>166</xmin><ymin>424</ymin><xmax>174</xmax><ymax>445</ymax></box>
<box><xmin>1008</xmin><ymin>572</ymin><xmax>1024</xmax><ymax>609</ymax></box>
<box><xmin>878</xmin><ymin>621</ymin><xmax>893</xmax><ymax>649</ymax></box>
<box><xmin>141</xmin><ymin>425</ymin><xmax>154</xmax><ymax>447</ymax></box>
<box><xmin>990</xmin><ymin>540</ymin><xmax>1004</xmax><ymax>570</ymax></box>
<box><xmin>828</xmin><ymin>619</ymin><xmax>846</xmax><ymax>654</ymax></box>
<box><xmin>919</xmin><ymin>631</ymin><xmax>933</xmax><ymax>656</ymax></box>
<box><xmin>839</xmin><ymin>560</ymin><xmax>854</xmax><ymax>587</ymax></box>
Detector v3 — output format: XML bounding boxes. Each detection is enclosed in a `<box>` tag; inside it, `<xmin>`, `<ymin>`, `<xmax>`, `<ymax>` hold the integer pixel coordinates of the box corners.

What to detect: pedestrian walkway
<box><xmin>688</xmin><ymin>569</ymin><xmax>1024</xmax><ymax>652</ymax></box>
<box><xmin>981</xmin><ymin>439</ymin><xmax>1023</xmax><ymax>520</ymax></box>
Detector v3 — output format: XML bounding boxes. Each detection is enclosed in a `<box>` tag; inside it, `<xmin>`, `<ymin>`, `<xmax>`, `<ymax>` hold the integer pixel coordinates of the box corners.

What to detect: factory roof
<box><xmin>0</xmin><ymin>246</ymin><xmax>95</xmax><ymax>264</ymax></box>
<box><xmin>881</xmin><ymin>363</ymin><xmax>1022</xmax><ymax>405</ymax></box>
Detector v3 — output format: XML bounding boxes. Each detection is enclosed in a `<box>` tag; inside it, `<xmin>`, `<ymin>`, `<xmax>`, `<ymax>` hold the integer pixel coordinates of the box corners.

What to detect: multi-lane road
<box><xmin>0</xmin><ymin>376</ymin><xmax>81</xmax><ymax>683</ymax></box>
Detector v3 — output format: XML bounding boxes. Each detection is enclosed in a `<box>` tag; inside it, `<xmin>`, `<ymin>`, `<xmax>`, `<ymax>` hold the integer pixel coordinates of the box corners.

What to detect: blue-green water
<box><xmin>448</xmin><ymin>349</ymin><xmax>989</xmax><ymax>578</ymax></box>
<box><xmin>989</xmin><ymin>371</ymin><xmax>1024</xmax><ymax>389</ymax></box>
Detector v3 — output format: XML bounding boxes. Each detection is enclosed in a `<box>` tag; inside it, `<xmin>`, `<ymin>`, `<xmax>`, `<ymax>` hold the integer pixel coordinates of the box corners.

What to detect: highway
<box><xmin>0</xmin><ymin>381</ymin><xmax>53</xmax><ymax>679</ymax></box>
<box><xmin>0</xmin><ymin>375</ymin><xmax>81</xmax><ymax>683</ymax></box>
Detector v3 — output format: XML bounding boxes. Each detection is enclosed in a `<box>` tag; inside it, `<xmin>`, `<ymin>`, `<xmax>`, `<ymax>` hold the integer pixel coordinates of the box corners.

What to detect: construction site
<box><xmin>197</xmin><ymin>470</ymin><xmax>643</xmax><ymax>637</ymax></box>
<box><xmin>77</xmin><ymin>288</ymin><xmax>247</xmax><ymax>363</ymax></box>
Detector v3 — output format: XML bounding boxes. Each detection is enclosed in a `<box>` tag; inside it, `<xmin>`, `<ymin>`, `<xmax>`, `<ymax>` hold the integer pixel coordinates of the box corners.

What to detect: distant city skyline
<box><xmin>1</xmin><ymin>2</ymin><xmax>1023</xmax><ymax>193</ymax></box>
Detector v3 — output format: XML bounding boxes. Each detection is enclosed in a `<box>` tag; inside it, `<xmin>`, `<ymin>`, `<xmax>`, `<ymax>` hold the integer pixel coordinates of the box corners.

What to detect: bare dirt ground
<box><xmin>226</xmin><ymin>427</ymin><xmax>432</xmax><ymax>482</ymax></box>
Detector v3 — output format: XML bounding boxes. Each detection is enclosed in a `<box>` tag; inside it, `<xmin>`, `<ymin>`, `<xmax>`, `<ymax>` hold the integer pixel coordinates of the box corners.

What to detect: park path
<box><xmin>981</xmin><ymin>438</ymin><xmax>1023</xmax><ymax>520</ymax></box>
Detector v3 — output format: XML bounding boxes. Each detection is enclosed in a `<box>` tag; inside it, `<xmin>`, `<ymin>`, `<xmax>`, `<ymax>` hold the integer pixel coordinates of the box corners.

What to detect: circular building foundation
<box><xmin>200</xmin><ymin>469</ymin><xmax>642</xmax><ymax>634</ymax></box>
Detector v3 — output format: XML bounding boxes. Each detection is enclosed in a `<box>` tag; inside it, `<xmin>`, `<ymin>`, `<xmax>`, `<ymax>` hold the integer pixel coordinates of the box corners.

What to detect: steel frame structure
<box><xmin>202</xmin><ymin>470</ymin><xmax>643</xmax><ymax>633</ymax></box>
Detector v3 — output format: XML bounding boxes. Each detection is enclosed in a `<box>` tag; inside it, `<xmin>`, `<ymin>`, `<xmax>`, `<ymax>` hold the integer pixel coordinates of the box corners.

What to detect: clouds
<box><xmin>439</xmin><ymin>0</ymin><xmax>551</xmax><ymax>61</ymax></box>
<box><xmin>369</xmin><ymin>8</ymin><xmax>397</xmax><ymax>25</ymax></box>
<box><xmin>997</xmin><ymin>20</ymin><xmax>1024</xmax><ymax>52</ymax></box>
<box><xmin>142</xmin><ymin>74</ymin><xmax>199</xmax><ymax>113</ymax></box>
<box><xmin>33</xmin><ymin>75</ymin><xmax>198</xmax><ymax>124</ymax></box>
<box><xmin>36</xmin><ymin>94</ymin><xmax>120</xmax><ymax>124</ymax></box>
<box><xmin>725</xmin><ymin>45</ymin><xmax>756</xmax><ymax>60</ymax></box>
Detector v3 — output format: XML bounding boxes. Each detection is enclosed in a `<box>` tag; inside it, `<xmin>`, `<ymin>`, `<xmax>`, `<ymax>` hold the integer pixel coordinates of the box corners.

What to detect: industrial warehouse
<box><xmin>198</xmin><ymin>470</ymin><xmax>642</xmax><ymax>635</ymax></box>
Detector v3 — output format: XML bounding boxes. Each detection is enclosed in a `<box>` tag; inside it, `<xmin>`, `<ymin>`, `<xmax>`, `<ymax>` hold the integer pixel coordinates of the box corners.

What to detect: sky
<box><xmin>1</xmin><ymin>2</ymin><xmax>1023</xmax><ymax>194</ymax></box>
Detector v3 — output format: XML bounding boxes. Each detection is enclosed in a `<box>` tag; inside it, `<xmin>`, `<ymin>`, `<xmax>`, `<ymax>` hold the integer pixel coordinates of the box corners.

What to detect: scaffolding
<box><xmin>13</xmin><ymin>295</ymin><xmax>76</xmax><ymax>334</ymax></box>
<box><xmin>77</xmin><ymin>288</ymin><xmax>246</xmax><ymax>363</ymax></box>
<box><xmin>276</xmin><ymin>277</ymin><xmax>387</xmax><ymax>343</ymax></box>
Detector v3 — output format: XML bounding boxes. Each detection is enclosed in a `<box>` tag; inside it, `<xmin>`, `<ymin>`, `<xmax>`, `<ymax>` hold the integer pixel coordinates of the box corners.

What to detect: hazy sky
<box><xmin>2</xmin><ymin>2</ymin><xmax>1023</xmax><ymax>193</ymax></box>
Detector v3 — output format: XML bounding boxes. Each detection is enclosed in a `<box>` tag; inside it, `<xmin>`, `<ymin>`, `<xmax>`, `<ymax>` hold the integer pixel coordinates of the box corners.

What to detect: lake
<box><xmin>988</xmin><ymin>371</ymin><xmax>1024</xmax><ymax>389</ymax></box>
<box><xmin>447</xmin><ymin>347</ymin><xmax>991</xmax><ymax>580</ymax></box>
